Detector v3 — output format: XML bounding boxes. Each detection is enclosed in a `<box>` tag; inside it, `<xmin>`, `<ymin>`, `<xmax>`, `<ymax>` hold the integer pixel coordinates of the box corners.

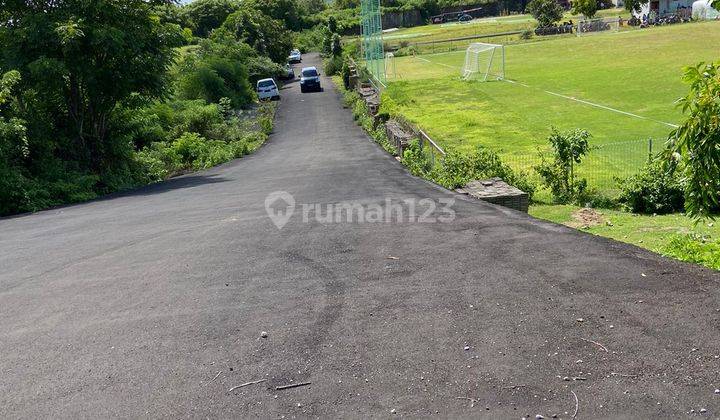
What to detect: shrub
<box><xmin>618</xmin><ymin>158</ymin><xmax>685</xmax><ymax>214</ymax></box>
<box><xmin>436</xmin><ymin>148</ymin><xmax>536</xmax><ymax>198</ymax></box>
<box><xmin>178</xmin><ymin>56</ymin><xmax>253</xmax><ymax>108</ymax></box>
<box><xmin>324</xmin><ymin>55</ymin><xmax>343</xmax><ymax>76</ymax></box>
<box><xmin>402</xmin><ymin>139</ymin><xmax>432</xmax><ymax>177</ymax></box>
<box><xmin>295</xmin><ymin>25</ymin><xmax>328</xmax><ymax>53</ymax></box>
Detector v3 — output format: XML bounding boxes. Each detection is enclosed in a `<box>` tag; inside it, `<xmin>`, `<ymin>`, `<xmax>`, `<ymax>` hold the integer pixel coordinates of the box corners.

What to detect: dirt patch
<box><xmin>567</xmin><ymin>208</ymin><xmax>606</xmax><ymax>229</ymax></box>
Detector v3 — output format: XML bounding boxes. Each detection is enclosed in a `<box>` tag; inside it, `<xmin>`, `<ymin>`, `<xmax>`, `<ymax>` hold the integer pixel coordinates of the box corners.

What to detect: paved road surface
<box><xmin>1</xmin><ymin>54</ymin><xmax>719</xmax><ymax>418</ymax></box>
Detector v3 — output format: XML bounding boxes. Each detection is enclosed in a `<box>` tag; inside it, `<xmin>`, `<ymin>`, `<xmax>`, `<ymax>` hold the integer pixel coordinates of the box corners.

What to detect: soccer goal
<box><xmin>462</xmin><ymin>43</ymin><xmax>505</xmax><ymax>82</ymax></box>
<box><xmin>576</xmin><ymin>18</ymin><xmax>620</xmax><ymax>36</ymax></box>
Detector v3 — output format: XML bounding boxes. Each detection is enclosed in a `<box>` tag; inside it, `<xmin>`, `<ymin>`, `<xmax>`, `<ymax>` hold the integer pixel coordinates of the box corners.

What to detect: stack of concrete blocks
<box><xmin>456</xmin><ymin>178</ymin><xmax>529</xmax><ymax>213</ymax></box>
<box><xmin>384</xmin><ymin>120</ymin><xmax>414</xmax><ymax>156</ymax></box>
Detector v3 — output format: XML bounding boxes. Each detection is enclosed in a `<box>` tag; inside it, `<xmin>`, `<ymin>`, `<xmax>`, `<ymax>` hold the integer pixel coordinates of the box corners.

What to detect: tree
<box><xmin>0</xmin><ymin>70</ymin><xmax>31</xmax><ymax>215</ymax></box>
<box><xmin>182</xmin><ymin>0</ymin><xmax>241</xmax><ymax>37</ymax></box>
<box><xmin>247</xmin><ymin>0</ymin><xmax>303</xmax><ymax>31</ymax></box>
<box><xmin>624</xmin><ymin>0</ymin><xmax>648</xmax><ymax>14</ymax></box>
<box><xmin>572</xmin><ymin>0</ymin><xmax>598</xmax><ymax>19</ymax></box>
<box><xmin>1</xmin><ymin>0</ymin><xmax>183</xmax><ymax>170</ymax></box>
<box><xmin>535</xmin><ymin>128</ymin><xmax>592</xmax><ymax>203</ymax></box>
<box><xmin>526</xmin><ymin>0</ymin><xmax>564</xmax><ymax>27</ymax></box>
<box><xmin>216</xmin><ymin>8</ymin><xmax>293</xmax><ymax>63</ymax></box>
<box><xmin>299</xmin><ymin>0</ymin><xmax>327</xmax><ymax>15</ymax></box>
<box><xmin>665</xmin><ymin>62</ymin><xmax>720</xmax><ymax>219</ymax></box>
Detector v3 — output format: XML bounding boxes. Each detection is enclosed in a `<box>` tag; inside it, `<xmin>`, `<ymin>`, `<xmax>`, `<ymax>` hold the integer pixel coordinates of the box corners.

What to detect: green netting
<box><xmin>360</xmin><ymin>0</ymin><xmax>385</xmax><ymax>86</ymax></box>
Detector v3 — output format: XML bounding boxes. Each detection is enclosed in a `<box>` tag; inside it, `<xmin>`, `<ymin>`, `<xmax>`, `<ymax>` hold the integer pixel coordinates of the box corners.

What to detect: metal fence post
<box><xmin>649</xmin><ymin>138</ymin><xmax>653</xmax><ymax>161</ymax></box>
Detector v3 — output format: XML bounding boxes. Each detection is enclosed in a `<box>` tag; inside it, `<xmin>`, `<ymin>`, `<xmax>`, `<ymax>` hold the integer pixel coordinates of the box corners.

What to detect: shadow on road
<box><xmin>128</xmin><ymin>174</ymin><xmax>228</xmax><ymax>197</ymax></box>
<box><xmin>0</xmin><ymin>174</ymin><xmax>229</xmax><ymax>221</ymax></box>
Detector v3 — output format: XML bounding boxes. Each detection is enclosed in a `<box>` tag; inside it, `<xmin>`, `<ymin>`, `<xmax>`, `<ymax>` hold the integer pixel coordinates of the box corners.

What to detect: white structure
<box><xmin>462</xmin><ymin>43</ymin><xmax>505</xmax><ymax>82</ymax></box>
<box><xmin>692</xmin><ymin>0</ymin><xmax>720</xmax><ymax>19</ymax></box>
<box><xmin>633</xmin><ymin>0</ymin><xmax>696</xmax><ymax>18</ymax></box>
<box><xmin>385</xmin><ymin>52</ymin><xmax>397</xmax><ymax>80</ymax></box>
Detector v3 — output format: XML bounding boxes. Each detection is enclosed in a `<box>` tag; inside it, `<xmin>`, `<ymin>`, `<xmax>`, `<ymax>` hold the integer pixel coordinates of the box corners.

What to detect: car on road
<box><xmin>282</xmin><ymin>64</ymin><xmax>295</xmax><ymax>80</ymax></box>
<box><xmin>257</xmin><ymin>78</ymin><xmax>279</xmax><ymax>101</ymax></box>
<box><xmin>300</xmin><ymin>67</ymin><xmax>321</xmax><ymax>93</ymax></box>
<box><xmin>288</xmin><ymin>49</ymin><xmax>302</xmax><ymax>63</ymax></box>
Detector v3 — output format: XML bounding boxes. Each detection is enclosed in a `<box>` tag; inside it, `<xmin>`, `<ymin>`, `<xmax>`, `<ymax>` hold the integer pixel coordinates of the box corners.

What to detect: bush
<box><xmin>618</xmin><ymin>158</ymin><xmax>685</xmax><ymax>214</ymax></box>
<box><xmin>436</xmin><ymin>148</ymin><xmax>536</xmax><ymax>198</ymax></box>
<box><xmin>178</xmin><ymin>56</ymin><xmax>254</xmax><ymax>108</ymax></box>
<box><xmin>324</xmin><ymin>55</ymin><xmax>343</xmax><ymax>76</ymax></box>
<box><xmin>402</xmin><ymin>139</ymin><xmax>433</xmax><ymax>177</ymax></box>
<box><xmin>295</xmin><ymin>25</ymin><xmax>329</xmax><ymax>53</ymax></box>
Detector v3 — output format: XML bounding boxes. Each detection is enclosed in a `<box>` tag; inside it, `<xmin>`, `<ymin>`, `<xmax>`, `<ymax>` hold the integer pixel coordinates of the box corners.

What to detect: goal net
<box><xmin>462</xmin><ymin>43</ymin><xmax>505</xmax><ymax>82</ymax></box>
<box><xmin>576</xmin><ymin>18</ymin><xmax>620</xmax><ymax>36</ymax></box>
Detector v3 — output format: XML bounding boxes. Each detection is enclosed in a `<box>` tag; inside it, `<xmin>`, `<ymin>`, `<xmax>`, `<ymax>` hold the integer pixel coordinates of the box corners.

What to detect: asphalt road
<box><xmin>1</xmin><ymin>54</ymin><xmax>719</xmax><ymax>419</ymax></box>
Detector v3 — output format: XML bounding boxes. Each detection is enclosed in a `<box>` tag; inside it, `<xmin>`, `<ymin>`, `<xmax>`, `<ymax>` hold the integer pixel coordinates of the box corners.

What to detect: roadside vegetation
<box><xmin>340</xmin><ymin>2</ymin><xmax>720</xmax><ymax>269</ymax></box>
<box><xmin>0</xmin><ymin>0</ymin><xmax>298</xmax><ymax>216</ymax></box>
<box><xmin>530</xmin><ymin>205</ymin><xmax>720</xmax><ymax>270</ymax></box>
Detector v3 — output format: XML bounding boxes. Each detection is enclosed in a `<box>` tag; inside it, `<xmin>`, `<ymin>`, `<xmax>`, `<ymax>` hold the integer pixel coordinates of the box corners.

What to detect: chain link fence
<box><xmin>499</xmin><ymin>138</ymin><xmax>657</xmax><ymax>195</ymax></box>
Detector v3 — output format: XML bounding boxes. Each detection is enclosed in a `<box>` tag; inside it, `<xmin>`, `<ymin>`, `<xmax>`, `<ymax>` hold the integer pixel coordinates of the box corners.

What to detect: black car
<box><xmin>458</xmin><ymin>14</ymin><xmax>473</xmax><ymax>23</ymax></box>
<box><xmin>300</xmin><ymin>67</ymin><xmax>321</xmax><ymax>93</ymax></box>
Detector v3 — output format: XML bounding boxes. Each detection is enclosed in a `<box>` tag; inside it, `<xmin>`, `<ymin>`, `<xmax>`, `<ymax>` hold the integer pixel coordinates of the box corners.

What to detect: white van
<box><xmin>257</xmin><ymin>78</ymin><xmax>279</xmax><ymax>101</ymax></box>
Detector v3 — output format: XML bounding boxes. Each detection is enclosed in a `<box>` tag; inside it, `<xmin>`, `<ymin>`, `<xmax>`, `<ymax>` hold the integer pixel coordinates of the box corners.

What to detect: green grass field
<box><xmin>382</xmin><ymin>21</ymin><xmax>720</xmax><ymax>193</ymax></box>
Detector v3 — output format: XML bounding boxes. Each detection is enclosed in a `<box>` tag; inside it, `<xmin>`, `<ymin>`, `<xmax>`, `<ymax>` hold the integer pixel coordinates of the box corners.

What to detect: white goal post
<box><xmin>462</xmin><ymin>43</ymin><xmax>505</xmax><ymax>82</ymax></box>
<box><xmin>385</xmin><ymin>52</ymin><xmax>397</xmax><ymax>80</ymax></box>
<box><xmin>576</xmin><ymin>18</ymin><xmax>620</xmax><ymax>36</ymax></box>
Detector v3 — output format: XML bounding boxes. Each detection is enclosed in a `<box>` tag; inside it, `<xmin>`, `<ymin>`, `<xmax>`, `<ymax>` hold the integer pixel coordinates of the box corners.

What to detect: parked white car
<box><xmin>288</xmin><ymin>49</ymin><xmax>302</xmax><ymax>63</ymax></box>
<box><xmin>256</xmin><ymin>78</ymin><xmax>279</xmax><ymax>101</ymax></box>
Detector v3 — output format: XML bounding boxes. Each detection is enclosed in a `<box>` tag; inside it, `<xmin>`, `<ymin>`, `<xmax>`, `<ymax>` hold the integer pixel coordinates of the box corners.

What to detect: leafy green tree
<box><xmin>572</xmin><ymin>0</ymin><xmax>598</xmax><ymax>19</ymax></box>
<box><xmin>178</xmin><ymin>55</ymin><xmax>253</xmax><ymax>108</ymax></box>
<box><xmin>155</xmin><ymin>3</ymin><xmax>191</xmax><ymax>27</ymax></box>
<box><xmin>299</xmin><ymin>0</ymin><xmax>327</xmax><ymax>15</ymax></box>
<box><xmin>535</xmin><ymin>128</ymin><xmax>592</xmax><ymax>203</ymax></box>
<box><xmin>182</xmin><ymin>0</ymin><xmax>241</xmax><ymax>37</ymax></box>
<box><xmin>665</xmin><ymin>62</ymin><xmax>720</xmax><ymax>219</ymax></box>
<box><xmin>247</xmin><ymin>0</ymin><xmax>304</xmax><ymax>31</ymax></box>
<box><xmin>624</xmin><ymin>0</ymin><xmax>648</xmax><ymax>14</ymax></box>
<box><xmin>526</xmin><ymin>0</ymin><xmax>564</xmax><ymax>27</ymax></box>
<box><xmin>1</xmin><ymin>0</ymin><xmax>184</xmax><ymax>169</ymax></box>
<box><xmin>216</xmin><ymin>8</ymin><xmax>293</xmax><ymax>63</ymax></box>
<box><xmin>0</xmin><ymin>70</ymin><xmax>31</xmax><ymax>215</ymax></box>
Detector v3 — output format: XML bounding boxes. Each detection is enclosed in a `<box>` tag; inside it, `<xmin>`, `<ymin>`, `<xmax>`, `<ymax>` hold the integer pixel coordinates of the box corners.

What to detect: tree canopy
<box><xmin>0</xmin><ymin>0</ymin><xmax>183</xmax><ymax>169</ymax></box>
<box><xmin>215</xmin><ymin>8</ymin><xmax>293</xmax><ymax>63</ymax></box>
<box><xmin>526</xmin><ymin>0</ymin><xmax>564</xmax><ymax>26</ymax></box>
<box><xmin>181</xmin><ymin>0</ymin><xmax>242</xmax><ymax>37</ymax></box>
<box><xmin>666</xmin><ymin>62</ymin><xmax>720</xmax><ymax>219</ymax></box>
<box><xmin>572</xmin><ymin>0</ymin><xmax>598</xmax><ymax>19</ymax></box>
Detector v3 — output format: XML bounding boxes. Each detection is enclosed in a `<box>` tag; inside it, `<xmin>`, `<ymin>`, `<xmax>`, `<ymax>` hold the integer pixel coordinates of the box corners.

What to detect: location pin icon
<box><xmin>265</xmin><ymin>191</ymin><xmax>295</xmax><ymax>230</ymax></box>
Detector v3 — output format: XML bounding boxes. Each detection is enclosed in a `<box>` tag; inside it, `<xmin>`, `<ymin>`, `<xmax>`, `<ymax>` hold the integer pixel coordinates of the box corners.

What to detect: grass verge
<box><xmin>530</xmin><ymin>204</ymin><xmax>720</xmax><ymax>270</ymax></box>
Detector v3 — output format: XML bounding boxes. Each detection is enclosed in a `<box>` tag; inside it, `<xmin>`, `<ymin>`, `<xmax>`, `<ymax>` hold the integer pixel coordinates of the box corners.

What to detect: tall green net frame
<box><xmin>360</xmin><ymin>0</ymin><xmax>385</xmax><ymax>86</ymax></box>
